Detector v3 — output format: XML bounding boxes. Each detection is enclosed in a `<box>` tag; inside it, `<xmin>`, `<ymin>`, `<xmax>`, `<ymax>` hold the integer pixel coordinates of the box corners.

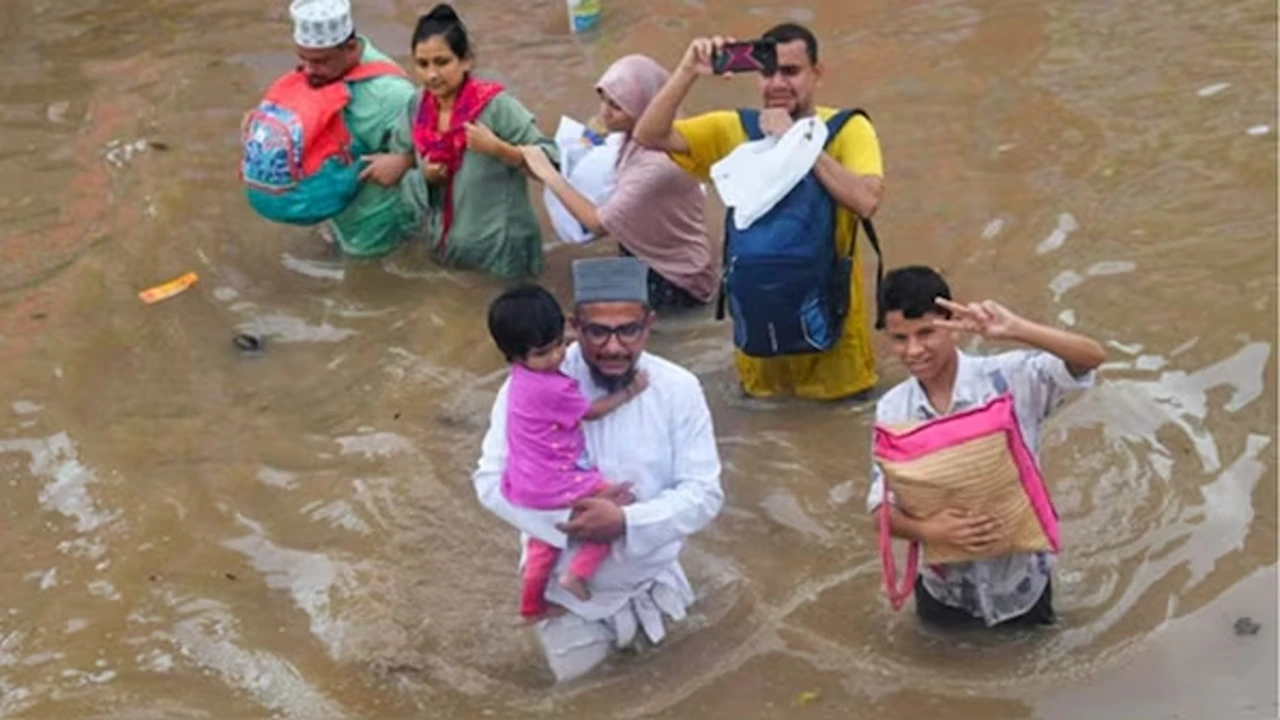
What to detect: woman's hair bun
<box><xmin>425</xmin><ymin>3</ymin><xmax>460</xmax><ymax>23</ymax></box>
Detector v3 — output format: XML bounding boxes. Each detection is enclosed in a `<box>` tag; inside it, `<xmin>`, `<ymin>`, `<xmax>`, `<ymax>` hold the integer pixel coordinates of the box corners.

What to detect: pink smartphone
<box><xmin>712</xmin><ymin>40</ymin><xmax>778</xmax><ymax>74</ymax></box>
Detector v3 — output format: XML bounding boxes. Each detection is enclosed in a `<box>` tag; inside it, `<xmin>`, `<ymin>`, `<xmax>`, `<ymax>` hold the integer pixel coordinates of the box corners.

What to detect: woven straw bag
<box><xmin>874</xmin><ymin>393</ymin><xmax>1060</xmax><ymax>610</ymax></box>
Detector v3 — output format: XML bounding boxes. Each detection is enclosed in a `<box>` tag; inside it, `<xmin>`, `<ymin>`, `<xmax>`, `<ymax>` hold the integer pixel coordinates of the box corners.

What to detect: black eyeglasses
<box><xmin>579</xmin><ymin>320</ymin><xmax>647</xmax><ymax>346</ymax></box>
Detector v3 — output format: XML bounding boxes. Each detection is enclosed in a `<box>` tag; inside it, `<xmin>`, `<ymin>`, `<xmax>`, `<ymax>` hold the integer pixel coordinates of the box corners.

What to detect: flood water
<box><xmin>0</xmin><ymin>0</ymin><xmax>1276</xmax><ymax>717</ymax></box>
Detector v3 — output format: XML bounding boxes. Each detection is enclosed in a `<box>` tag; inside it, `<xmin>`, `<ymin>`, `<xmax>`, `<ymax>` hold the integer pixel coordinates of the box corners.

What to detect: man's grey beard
<box><xmin>588</xmin><ymin>363</ymin><xmax>636</xmax><ymax>393</ymax></box>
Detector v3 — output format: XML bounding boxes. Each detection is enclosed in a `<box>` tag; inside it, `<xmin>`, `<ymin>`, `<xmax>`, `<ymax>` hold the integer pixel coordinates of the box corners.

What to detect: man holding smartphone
<box><xmin>634</xmin><ymin>24</ymin><xmax>886</xmax><ymax>402</ymax></box>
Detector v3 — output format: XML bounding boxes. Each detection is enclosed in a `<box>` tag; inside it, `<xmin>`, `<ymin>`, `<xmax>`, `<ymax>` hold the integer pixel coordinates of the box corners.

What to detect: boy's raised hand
<box><xmin>933</xmin><ymin>297</ymin><xmax>1026</xmax><ymax>341</ymax></box>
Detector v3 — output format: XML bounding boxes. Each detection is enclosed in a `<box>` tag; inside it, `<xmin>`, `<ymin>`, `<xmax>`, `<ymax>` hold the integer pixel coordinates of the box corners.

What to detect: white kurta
<box><xmin>472</xmin><ymin>343</ymin><xmax>724</xmax><ymax>680</ymax></box>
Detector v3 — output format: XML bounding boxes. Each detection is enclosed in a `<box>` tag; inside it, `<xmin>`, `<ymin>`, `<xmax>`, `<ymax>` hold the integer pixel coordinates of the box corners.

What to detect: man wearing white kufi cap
<box><xmin>241</xmin><ymin>0</ymin><xmax>417</xmax><ymax>256</ymax></box>
<box><xmin>473</xmin><ymin>257</ymin><xmax>725</xmax><ymax>682</ymax></box>
<box><xmin>291</xmin><ymin>0</ymin><xmax>355</xmax><ymax>53</ymax></box>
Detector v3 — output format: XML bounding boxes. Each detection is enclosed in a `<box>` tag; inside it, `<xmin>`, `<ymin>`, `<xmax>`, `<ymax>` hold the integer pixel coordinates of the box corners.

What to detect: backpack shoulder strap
<box><xmin>862</xmin><ymin>216</ymin><xmax>885</xmax><ymax>328</ymax></box>
<box><xmin>346</xmin><ymin>59</ymin><xmax>408</xmax><ymax>82</ymax></box>
<box><xmin>819</xmin><ymin>108</ymin><xmax>885</xmax><ymax>328</ymax></box>
<box><xmin>718</xmin><ymin>108</ymin><xmax>763</xmax><ymax>320</ymax></box>
<box><xmin>737</xmin><ymin>109</ymin><xmax>764</xmax><ymax>141</ymax></box>
<box><xmin>823</xmin><ymin>108</ymin><xmax>869</xmax><ymax>148</ymax></box>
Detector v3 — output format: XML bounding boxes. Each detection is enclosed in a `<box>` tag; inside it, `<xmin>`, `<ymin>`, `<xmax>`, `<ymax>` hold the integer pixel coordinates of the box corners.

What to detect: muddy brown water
<box><xmin>0</xmin><ymin>0</ymin><xmax>1276</xmax><ymax>717</ymax></box>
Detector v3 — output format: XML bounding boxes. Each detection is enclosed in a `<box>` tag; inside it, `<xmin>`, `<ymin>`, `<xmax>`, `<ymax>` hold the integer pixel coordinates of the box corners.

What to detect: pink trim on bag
<box><xmin>879</xmin><ymin>496</ymin><xmax>919</xmax><ymax>611</ymax></box>
<box><xmin>874</xmin><ymin>395</ymin><xmax>1012</xmax><ymax>461</ymax></box>
<box><xmin>1004</xmin><ymin>407</ymin><xmax>1061</xmax><ymax>551</ymax></box>
<box><xmin>873</xmin><ymin>394</ymin><xmax>1061</xmax><ymax>611</ymax></box>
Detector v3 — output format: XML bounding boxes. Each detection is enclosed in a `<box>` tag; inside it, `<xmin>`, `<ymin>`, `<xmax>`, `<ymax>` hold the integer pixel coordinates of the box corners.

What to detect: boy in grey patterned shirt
<box><xmin>866</xmin><ymin>266</ymin><xmax>1106</xmax><ymax>628</ymax></box>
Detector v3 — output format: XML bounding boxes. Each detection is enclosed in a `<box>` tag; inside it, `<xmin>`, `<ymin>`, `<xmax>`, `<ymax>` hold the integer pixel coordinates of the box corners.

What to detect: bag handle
<box><xmin>878</xmin><ymin>493</ymin><xmax>920</xmax><ymax>611</ymax></box>
<box><xmin>859</xmin><ymin>216</ymin><xmax>885</xmax><ymax>329</ymax></box>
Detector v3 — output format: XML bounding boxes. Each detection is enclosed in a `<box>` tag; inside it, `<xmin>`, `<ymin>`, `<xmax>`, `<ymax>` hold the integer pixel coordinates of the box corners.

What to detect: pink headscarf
<box><xmin>596</xmin><ymin>54</ymin><xmax>669</xmax><ymax>127</ymax></box>
<box><xmin>592</xmin><ymin>55</ymin><xmax>717</xmax><ymax>303</ymax></box>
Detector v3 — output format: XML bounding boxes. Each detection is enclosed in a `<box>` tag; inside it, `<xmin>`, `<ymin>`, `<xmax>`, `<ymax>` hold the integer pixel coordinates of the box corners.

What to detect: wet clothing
<box><xmin>501</xmin><ymin>364</ymin><xmax>604</xmax><ymax>510</ymax></box>
<box><xmin>500</xmin><ymin>364</ymin><xmax>615</xmax><ymax>619</ymax></box>
<box><xmin>409</xmin><ymin>76</ymin><xmax>505</xmax><ymax>248</ymax></box>
<box><xmin>591</xmin><ymin>55</ymin><xmax>717</xmax><ymax>305</ymax></box>
<box><xmin>324</xmin><ymin>37</ymin><xmax>418</xmax><ymax>257</ymax></box>
<box><xmin>669</xmin><ymin>107</ymin><xmax>883</xmax><ymax>400</ymax></box>
<box><xmin>915</xmin><ymin>577</ymin><xmax>1056</xmax><ymax>628</ymax></box>
<box><xmin>867</xmin><ymin>349</ymin><xmax>1096</xmax><ymax>626</ymax></box>
<box><xmin>392</xmin><ymin>87</ymin><xmax>556</xmax><ymax>278</ymax></box>
<box><xmin>618</xmin><ymin>245</ymin><xmax>703</xmax><ymax>310</ymax></box>
<box><xmin>473</xmin><ymin>343</ymin><xmax>723</xmax><ymax>681</ymax></box>
<box><xmin>521</xmin><ymin>532</ymin><xmax>610</xmax><ymax>619</ymax></box>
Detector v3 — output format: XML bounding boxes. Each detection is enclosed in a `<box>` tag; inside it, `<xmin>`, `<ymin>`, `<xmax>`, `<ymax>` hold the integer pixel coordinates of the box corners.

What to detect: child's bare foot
<box><xmin>559</xmin><ymin>571</ymin><xmax>591</xmax><ymax>601</ymax></box>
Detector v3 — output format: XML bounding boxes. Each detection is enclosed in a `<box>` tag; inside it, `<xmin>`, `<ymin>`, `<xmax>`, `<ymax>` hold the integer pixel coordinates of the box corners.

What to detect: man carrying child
<box><xmin>472</xmin><ymin>257</ymin><xmax>724</xmax><ymax>680</ymax></box>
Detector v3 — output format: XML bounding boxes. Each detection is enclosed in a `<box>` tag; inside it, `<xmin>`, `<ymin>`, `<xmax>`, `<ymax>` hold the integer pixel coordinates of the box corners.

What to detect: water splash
<box><xmin>1049</xmin><ymin>270</ymin><xmax>1084</xmax><ymax>301</ymax></box>
<box><xmin>11</xmin><ymin>401</ymin><xmax>42</xmax><ymax>415</ymax></box>
<box><xmin>280</xmin><ymin>253</ymin><xmax>345</xmax><ymax>281</ymax></box>
<box><xmin>760</xmin><ymin>490</ymin><xmax>834</xmax><ymax>543</ymax></box>
<box><xmin>1196</xmin><ymin>81</ymin><xmax>1230</xmax><ymax>97</ymax></box>
<box><xmin>223</xmin><ymin>515</ymin><xmax>348</xmax><ymax>660</ymax></box>
<box><xmin>335</xmin><ymin>432</ymin><xmax>414</xmax><ymax>460</ymax></box>
<box><xmin>0</xmin><ymin>433</ymin><xmax>115</xmax><ymax>532</ymax></box>
<box><xmin>1048</xmin><ymin>341</ymin><xmax>1272</xmax><ymax>654</ymax></box>
<box><xmin>167</xmin><ymin>594</ymin><xmax>349</xmax><ymax>718</ymax></box>
<box><xmin>1036</xmin><ymin>213</ymin><xmax>1079</xmax><ymax>254</ymax></box>
<box><xmin>235</xmin><ymin>314</ymin><xmax>357</xmax><ymax>344</ymax></box>
<box><xmin>1086</xmin><ymin>261</ymin><xmax>1136</xmax><ymax>276</ymax></box>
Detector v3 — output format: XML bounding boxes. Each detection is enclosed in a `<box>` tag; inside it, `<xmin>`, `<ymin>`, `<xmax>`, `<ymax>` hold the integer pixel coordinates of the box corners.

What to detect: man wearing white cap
<box><xmin>473</xmin><ymin>257</ymin><xmax>725</xmax><ymax>682</ymax></box>
<box><xmin>249</xmin><ymin>0</ymin><xmax>416</xmax><ymax>256</ymax></box>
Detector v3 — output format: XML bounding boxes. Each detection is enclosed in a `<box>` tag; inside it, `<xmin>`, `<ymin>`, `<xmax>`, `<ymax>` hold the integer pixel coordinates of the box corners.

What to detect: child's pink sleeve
<box><xmin>546</xmin><ymin>375</ymin><xmax>592</xmax><ymax>428</ymax></box>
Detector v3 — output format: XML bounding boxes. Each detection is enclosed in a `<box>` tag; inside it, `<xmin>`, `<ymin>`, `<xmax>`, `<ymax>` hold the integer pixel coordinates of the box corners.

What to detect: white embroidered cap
<box><xmin>290</xmin><ymin>0</ymin><xmax>355</xmax><ymax>49</ymax></box>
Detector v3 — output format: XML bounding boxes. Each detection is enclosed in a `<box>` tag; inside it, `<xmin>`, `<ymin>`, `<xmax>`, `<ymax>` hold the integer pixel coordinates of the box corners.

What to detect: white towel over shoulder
<box><xmin>710</xmin><ymin>117</ymin><xmax>828</xmax><ymax>231</ymax></box>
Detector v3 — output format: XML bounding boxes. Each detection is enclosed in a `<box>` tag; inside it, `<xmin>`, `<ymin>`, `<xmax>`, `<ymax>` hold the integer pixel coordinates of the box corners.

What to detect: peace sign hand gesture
<box><xmin>933</xmin><ymin>298</ymin><xmax>1027</xmax><ymax>341</ymax></box>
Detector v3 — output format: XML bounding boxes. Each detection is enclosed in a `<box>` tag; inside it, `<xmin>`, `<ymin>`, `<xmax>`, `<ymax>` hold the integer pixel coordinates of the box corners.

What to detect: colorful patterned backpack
<box><xmin>241</xmin><ymin>60</ymin><xmax>405</xmax><ymax>225</ymax></box>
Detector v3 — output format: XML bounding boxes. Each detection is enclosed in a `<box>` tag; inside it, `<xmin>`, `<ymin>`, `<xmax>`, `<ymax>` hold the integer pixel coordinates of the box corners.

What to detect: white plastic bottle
<box><xmin>566</xmin><ymin>0</ymin><xmax>601</xmax><ymax>33</ymax></box>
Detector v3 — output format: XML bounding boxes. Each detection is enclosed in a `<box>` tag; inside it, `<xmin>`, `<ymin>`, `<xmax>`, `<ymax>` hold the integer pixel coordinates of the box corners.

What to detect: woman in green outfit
<box><xmin>393</xmin><ymin>4</ymin><xmax>556</xmax><ymax>278</ymax></box>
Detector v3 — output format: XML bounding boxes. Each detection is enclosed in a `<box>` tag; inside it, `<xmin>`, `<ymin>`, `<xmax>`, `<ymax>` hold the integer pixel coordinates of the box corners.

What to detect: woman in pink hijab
<box><xmin>522</xmin><ymin>54</ymin><xmax>715</xmax><ymax>309</ymax></box>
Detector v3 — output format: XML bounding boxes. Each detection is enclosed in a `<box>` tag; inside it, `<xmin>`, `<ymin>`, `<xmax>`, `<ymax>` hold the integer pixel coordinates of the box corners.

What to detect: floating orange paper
<box><xmin>139</xmin><ymin>272</ymin><xmax>198</xmax><ymax>304</ymax></box>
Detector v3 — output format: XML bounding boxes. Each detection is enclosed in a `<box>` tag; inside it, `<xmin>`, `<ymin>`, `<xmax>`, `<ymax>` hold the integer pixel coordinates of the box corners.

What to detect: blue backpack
<box><xmin>717</xmin><ymin>108</ymin><xmax>884</xmax><ymax>358</ymax></box>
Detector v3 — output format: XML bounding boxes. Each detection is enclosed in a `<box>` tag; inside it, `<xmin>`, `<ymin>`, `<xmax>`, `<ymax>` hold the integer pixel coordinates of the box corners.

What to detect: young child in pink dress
<box><xmin>487</xmin><ymin>284</ymin><xmax>648</xmax><ymax>620</ymax></box>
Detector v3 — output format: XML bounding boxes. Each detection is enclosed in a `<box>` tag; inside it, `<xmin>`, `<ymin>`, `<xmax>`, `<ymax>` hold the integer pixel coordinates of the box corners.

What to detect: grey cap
<box><xmin>572</xmin><ymin>257</ymin><xmax>650</xmax><ymax>306</ymax></box>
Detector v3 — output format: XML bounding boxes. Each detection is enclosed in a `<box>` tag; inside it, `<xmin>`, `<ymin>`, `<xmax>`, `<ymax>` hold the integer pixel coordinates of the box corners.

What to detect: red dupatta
<box><xmin>412</xmin><ymin>76</ymin><xmax>505</xmax><ymax>251</ymax></box>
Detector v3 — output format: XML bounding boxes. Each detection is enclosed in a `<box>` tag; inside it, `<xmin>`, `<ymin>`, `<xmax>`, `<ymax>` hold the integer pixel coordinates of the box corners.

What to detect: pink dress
<box><xmin>501</xmin><ymin>364</ymin><xmax>611</xmax><ymax>617</ymax></box>
<box><xmin>502</xmin><ymin>364</ymin><xmax>605</xmax><ymax>509</ymax></box>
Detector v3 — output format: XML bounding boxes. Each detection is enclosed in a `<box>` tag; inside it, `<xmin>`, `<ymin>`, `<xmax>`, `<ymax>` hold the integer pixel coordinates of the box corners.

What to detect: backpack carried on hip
<box><xmin>241</xmin><ymin>60</ymin><xmax>406</xmax><ymax>226</ymax></box>
<box><xmin>716</xmin><ymin>108</ymin><xmax>884</xmax><ymax>358</ymax></box>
